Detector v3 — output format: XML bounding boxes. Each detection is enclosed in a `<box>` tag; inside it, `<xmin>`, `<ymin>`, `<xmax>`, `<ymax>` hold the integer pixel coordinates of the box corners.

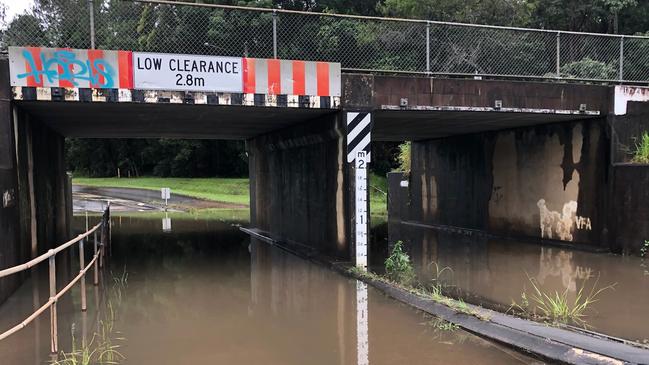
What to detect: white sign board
<box><xmin>161</xmin><ymin>188</ymin><xmax>171</xmax><ymax>200</ymax></box>
<box><xmin>133</xmin><ymin>52</ymin><xmax>243</xmax><ymax>92</ymax></box>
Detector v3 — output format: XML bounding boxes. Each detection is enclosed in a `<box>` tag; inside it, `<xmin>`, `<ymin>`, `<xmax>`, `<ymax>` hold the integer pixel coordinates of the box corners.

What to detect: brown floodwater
<box><xmin>386</xmin><ymin>222</ymin><xmax>649</xmax><ymax>343</ymax></box>
<box><xmin>0</xmin><ymin>214</ymin><xmax>541</xmax><ymax>365</ymax></box>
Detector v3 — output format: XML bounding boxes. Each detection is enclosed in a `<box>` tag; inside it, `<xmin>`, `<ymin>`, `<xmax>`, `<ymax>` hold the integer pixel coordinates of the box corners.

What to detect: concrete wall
<box><xmin>608</xmin><ymin>101</ymin><xmax>649</xmax><ymax>254</ymax></box>
<box><xmin>248</xmin><ymin>112</ymin><xmax>350</xmax><ymax>258</ymax></box>
<box><xmin>0</xmin><ymin>60</ymin><xmax>23</xmax><ymax>304</ymax></box>
<box><xmin>29</xmin><ymin>116</ymin><xmax>70</xmax><ymax>250</ymax></box>
<box><xmin>0</xmin><ymin>56</ymin><xmax>70</xmax><ymax>304</ymax></box>
<box><xmin>610</xmin><ymin>166</ymin><xmax>649</xmax><ymax>254</ymax></box>
<box><xmin>408</xmin><ymin>118</ymin><xmax>609</xmax><ymax>249</ymax></box>
<box><xmin>342</xmin><ymin>74</ymin><xmax>610</xmax><ymax>112</ymax></box>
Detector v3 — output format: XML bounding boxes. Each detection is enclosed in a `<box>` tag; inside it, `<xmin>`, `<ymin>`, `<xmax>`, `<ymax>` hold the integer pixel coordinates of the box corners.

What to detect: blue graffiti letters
<box><xmin>17</xmin><ymin>50</ymin><xmax>115</xmax><ymax>88</ymax></box>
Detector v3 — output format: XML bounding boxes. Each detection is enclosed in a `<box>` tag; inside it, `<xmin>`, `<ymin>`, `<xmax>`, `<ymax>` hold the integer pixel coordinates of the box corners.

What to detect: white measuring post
<box><xmin>346</xmin><ymin>112</ymin><xmax>372</xmax><ymax>270</ymax></box>
<box><xmin>161</xmin><ymin>187</ymin><xmax>171</xmax><ymax>209</ymax></box>
<box><xmin>355</xmin><ymin>151</ymin><xmax>369</xmax><ymax>269</ymax></box>
<box><xmin>347</xmin><ymin>111</ymin><xmax>371</xmax><ymax>364</ymax></box>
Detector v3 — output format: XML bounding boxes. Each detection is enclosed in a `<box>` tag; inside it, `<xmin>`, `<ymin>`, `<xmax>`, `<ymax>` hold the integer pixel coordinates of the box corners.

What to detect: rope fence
<box><xmin>0</xmin><ymin>204</ymin><xmax>111</xmax><ymax>354</ymax></box>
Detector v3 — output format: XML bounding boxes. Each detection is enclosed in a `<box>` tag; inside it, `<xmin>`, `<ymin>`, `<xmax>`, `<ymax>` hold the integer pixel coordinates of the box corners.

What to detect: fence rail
<box><xmin>0</xmin><ymin>205</ymin><xmax>111</xmax><ymax>354</ymax></box>
<box><xmin>2</xmin><ymin>0</ymin><xmax>649</xmax><ymax>83</ymax></box>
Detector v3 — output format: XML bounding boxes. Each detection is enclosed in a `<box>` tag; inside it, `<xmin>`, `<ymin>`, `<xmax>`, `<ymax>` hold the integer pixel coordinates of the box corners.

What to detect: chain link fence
<box><xmin>3</xmin><ymin>0</ymin><xmax>649</xmax><ymax>83</ymax></box>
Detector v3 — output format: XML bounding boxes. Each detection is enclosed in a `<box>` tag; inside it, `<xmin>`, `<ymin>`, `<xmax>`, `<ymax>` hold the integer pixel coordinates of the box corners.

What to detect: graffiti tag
<box><xmin>537</xmin><ymin>199</ymin><xmax>592</xmax><ymax>242</ymax></box>
<box><xmin>17</xmin><ymin>50</ymin><xmax>115</xmax><ymax>88</ymax></box>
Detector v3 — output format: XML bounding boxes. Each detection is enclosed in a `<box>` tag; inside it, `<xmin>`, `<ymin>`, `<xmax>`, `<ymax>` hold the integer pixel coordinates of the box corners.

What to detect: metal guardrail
<box><xmin>0</xmin><ymin>205</ymin><xmax>111</xmax><ymax>354</ymax></box>
<box><xmin>2</xmin><ymin>0</ymin><xmax>649</xmax><ymax>83</ymax></box>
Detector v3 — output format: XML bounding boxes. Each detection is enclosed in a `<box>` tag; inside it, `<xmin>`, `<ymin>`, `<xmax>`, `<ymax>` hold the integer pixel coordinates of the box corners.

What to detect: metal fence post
<box><xmin>272</xmin><ymin>10</ymin><xmax>278</xmax><ymax>59</ymax></box>
<box><xmin>79</xmin><ymin>238</ymin><xmax>87</xmax><ymax>311</ymax></box>
<box><xmin>93</xmin><ymin>230</ymin><xmax>99</xmax><ymax>285</ymax></box>
<box><xmin>619</xmin><ymin>35</ymin><xmax>624</xmax><ymax>81</ymax></box>
<box><xmin>556</xmin><ymin>31</ymin><xmax>561</xmax><ymax>78</ymax></box>
<box><xmin>88</xmin><ymin>0</ymin><xmax>95</xmax><ymax>49</ymax></box>
<box><xmin>48</xmin><ymin>253</ymin><xmax>58</xmax><ymax>353</ymax></box>
<box><xmin>99</xmin><ymin>222</ymin><xmax>104</xmax><ymax>269</ymax></box>
<box><xmin>426</xmin><ymin>22</ymin><xmax>430</xmax><ymax>75</ymax></box>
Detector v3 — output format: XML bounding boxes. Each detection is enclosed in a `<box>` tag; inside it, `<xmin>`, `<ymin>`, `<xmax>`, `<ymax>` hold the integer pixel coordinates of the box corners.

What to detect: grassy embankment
<box><xmin>369</xmin><ymin>173</ymin><xmax>388</xmax><ymax>221</ymax></box>
<box><xmin>74</xmin><ymin>174</ymin><xmax>388</xmax><ymax>217</ymax></box>
<box><xmin>74</xmin><ymin>177</ymin><xmax>250</xmax><ymax>205</ymax></box>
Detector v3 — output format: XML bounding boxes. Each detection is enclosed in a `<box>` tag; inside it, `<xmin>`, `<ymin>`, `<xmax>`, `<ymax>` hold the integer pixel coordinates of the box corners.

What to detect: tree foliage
<box><xmin>65</xmin><ymin>139</ymin><xmax>248</xmax><ymax>178</ymax></box>
<box><xmin>3</xmin><ymin>0</ymin><xmax>649</xmax><ymax>177</ymax></box>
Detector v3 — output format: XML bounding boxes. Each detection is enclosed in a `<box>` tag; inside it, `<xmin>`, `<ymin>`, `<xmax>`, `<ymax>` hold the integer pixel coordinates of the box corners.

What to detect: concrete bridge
<box><xmin>0</xmin><ymin>45</ymin><xmax>648</xmax><ymax>306</ymax></box>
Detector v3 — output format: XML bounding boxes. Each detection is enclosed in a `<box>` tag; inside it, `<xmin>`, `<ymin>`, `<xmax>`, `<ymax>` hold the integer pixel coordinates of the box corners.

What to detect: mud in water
<box><xmin>0</xmin><ymin>214</ymin><xmax>540</xmax><ymax>365</ymax></box>
<box><xmin>384</xmin><ymin>222</ymin><xmax>649</xmax><ymax>343</ymax></box>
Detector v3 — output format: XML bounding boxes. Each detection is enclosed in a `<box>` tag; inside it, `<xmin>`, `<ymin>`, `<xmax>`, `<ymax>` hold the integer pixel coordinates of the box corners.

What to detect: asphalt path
<box><xmin>73</xmin><ymin>185</ymin><xmax>247</xmax><ymax>213</ymax></box>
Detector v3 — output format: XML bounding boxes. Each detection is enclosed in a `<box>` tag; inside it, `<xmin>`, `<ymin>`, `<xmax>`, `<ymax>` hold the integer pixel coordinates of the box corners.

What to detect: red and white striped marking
<box><xmin>242</xmin><ymin>58</ymin><xmax>341</xmax><ymax>97</ymax></box>
<box><xmin>9</xmin><ymin>46</ymin><xmax>341</xmax><ymax>99</ymax></box>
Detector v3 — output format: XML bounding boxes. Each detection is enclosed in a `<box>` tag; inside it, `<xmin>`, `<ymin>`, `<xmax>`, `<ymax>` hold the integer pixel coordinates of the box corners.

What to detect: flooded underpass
<box><xmin>384</xmin><ymin>223</ymin><xmax>649</xmax><ymax>344</ymax></box>
<box><xmin>0</xmin><ymin>214</ymin><xmax>541</xmax><ymax>364</ymax></box>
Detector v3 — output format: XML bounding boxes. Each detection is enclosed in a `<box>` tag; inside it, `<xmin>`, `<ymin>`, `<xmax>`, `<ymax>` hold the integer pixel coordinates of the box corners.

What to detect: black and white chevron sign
<box><xmin>346</xmin><ymin>112</ymin><xmax>371</xmax><ymax>163</ymax></box>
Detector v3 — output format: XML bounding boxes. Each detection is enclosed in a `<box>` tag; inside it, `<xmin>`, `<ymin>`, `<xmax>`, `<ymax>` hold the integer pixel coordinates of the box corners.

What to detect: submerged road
<box><xmin>73</xmin><ymin>185</ymin><xmax>246</xmax><ymax>213</ymax></box>
<box><xmin>0</xmin><ymin>215</ymin><xmax>540</xmax><ymax>365</ymax></box>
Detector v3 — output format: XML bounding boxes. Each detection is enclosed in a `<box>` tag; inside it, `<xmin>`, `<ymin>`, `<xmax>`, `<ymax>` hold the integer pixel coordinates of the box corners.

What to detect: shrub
<box><xmin>385</xmin><ymin>240</ymin><xmax>416</xmax><ymax>285</ymax></box>
<box><xmin>632</xmin><ymin>132</ymin><xmax>649</xmax><ymax>164</ymax></box>
<box><xmin>395</xmin><ymin>142</ymin><xmax>411</xmax><ymax>172</ymax></box>
<box><xmin>559</xmin><ymin>57</ymin><xmax>617</xmax><ymax>80</ymax></box>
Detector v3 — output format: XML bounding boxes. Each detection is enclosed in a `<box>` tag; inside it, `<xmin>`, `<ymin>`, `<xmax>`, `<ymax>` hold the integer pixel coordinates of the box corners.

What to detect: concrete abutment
<box><xmin>248</xmin><ymin>112</ymin><xmax>352</xmax><ymax>259</ymax></box>
<box><xmin>0</xmin><ymin>65</ymin><xmax>71</xmax><ymax>303</ymax></box>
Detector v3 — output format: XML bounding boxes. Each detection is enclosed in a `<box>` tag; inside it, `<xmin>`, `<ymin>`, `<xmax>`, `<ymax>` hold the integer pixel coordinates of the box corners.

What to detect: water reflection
<box><xmin>356</xmin><ymin>281</ymin><xmax>369</xmax><ymax>365</ymax></box>
<box><xmin>389</xmin><ymin>223</ymin><xmax>649</xmax><ymax>341</ymax></box>
<box><xmin>1</xmin><ymin>215</ymin><xmax>538</xmax><ymax>364</ymax></box>
<box><xmin>162</xmin><ymin>211</ymin><xmax>172</xmax><ymax>233</ymax></box>
<box><xmin>537</xmin><ymin>248</ymin><xmax>593</xmax><ymax>292</ymax></box>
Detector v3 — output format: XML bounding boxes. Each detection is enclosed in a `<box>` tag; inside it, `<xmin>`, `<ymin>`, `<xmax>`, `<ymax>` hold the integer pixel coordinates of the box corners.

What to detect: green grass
<box><xmin>347</xmin><ymin>265</ymin><xmax>485</xmax><ymax>320</ymax></box>
<box><xmin>509</xmin><ymin>274</ymin><xmax>615</xmax><ymax>326</ymax></box>
<box><xmin>426</xmin><ymin>317</ymin><xmax>459</xmax><ymax>332</ymax></box>
<box><xmin>73</xmin><ymin>177</ymin><xmax>250</xmax><ymax>205</ymax></box>
<box><xmin>76</xmin><ymin>173</ymin><xmax>386</xmax><ymax>216</ymax></box>
<box><xmin>632</xmin><ymin>132</ymin><xmax>649</xmax><ymax>164</ymax></box>
<box><xmin>369</xmin><ymin>172</ymin><xmax>387</xmax><ymax>217</ymax></box>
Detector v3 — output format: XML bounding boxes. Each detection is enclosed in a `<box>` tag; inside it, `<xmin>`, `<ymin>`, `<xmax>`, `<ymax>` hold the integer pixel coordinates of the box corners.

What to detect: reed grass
<box><xmin>51</xmin><ymin>269</ymin><xmax>128</xmax><ymax>365</ymax></box>
<box><xmin>510</xmin><ymin>274</ymin><xmax>615</xmax><ymax>326</ymax></box>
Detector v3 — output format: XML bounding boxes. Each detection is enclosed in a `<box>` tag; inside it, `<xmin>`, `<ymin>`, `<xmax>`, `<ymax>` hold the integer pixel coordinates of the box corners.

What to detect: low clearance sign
<box><xmin>133</xmin><ymin>52</ymin><xmax>243</xmax><ymax>92</ymax></box>
<box><xmin>8</xmin><ymin>47</ymin><xmax>342</xmax><ymax>97</ymax></box>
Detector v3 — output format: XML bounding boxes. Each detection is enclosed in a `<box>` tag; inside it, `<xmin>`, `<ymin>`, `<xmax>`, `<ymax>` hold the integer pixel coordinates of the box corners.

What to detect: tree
<box><xmin>3</xmin><ymin>14</ymin><xmax>47</xmax><ymax>47</ymax></box>
<box><xmin>379</xmin><ymin>0</ymin><xmax>534</xmax><ymax>27</ymax></box>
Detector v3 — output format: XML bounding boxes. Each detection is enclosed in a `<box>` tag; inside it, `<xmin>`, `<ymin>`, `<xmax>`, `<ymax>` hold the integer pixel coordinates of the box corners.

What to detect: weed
<box><xmin>427</xmin><ymin>317</ymin><xmax>459</xmax><ymax>331</ymax></box>
<box><xmin>426</xmin><ymin>262</ymin><xmax>454</xmax><ymax>290</ymax></box>
<box><xmin>632</xmin><ymin>132</ymin><xmax>649</xmax><ymax>164</ymax></box>
<box><xmin>641</xmin><ymin>240</ymin><xmax>649</xmax><ymax>258</ymax></box>
<box><xmin>395</xmin><ymin>142</ymin><xmax>411</xmax><ymax>172</ymax></box>
<box><xmin>510</xmin><ymin>274</ymin><xmax>615</xmax><ymax>326</ymax></box>
<box><xmin>51</xmin><ymin>270</ymin><xmax>128</xmax><ymax>365</ymax></box>
<box><xmin>348</xmin><ymin>266</ymin><xmax>381</xmax><ymax>282</ymax></box>
<box><xmin>385</xmin><ymin>241</ymin><xmax>416</xmax><ymax>286</ymax></box>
